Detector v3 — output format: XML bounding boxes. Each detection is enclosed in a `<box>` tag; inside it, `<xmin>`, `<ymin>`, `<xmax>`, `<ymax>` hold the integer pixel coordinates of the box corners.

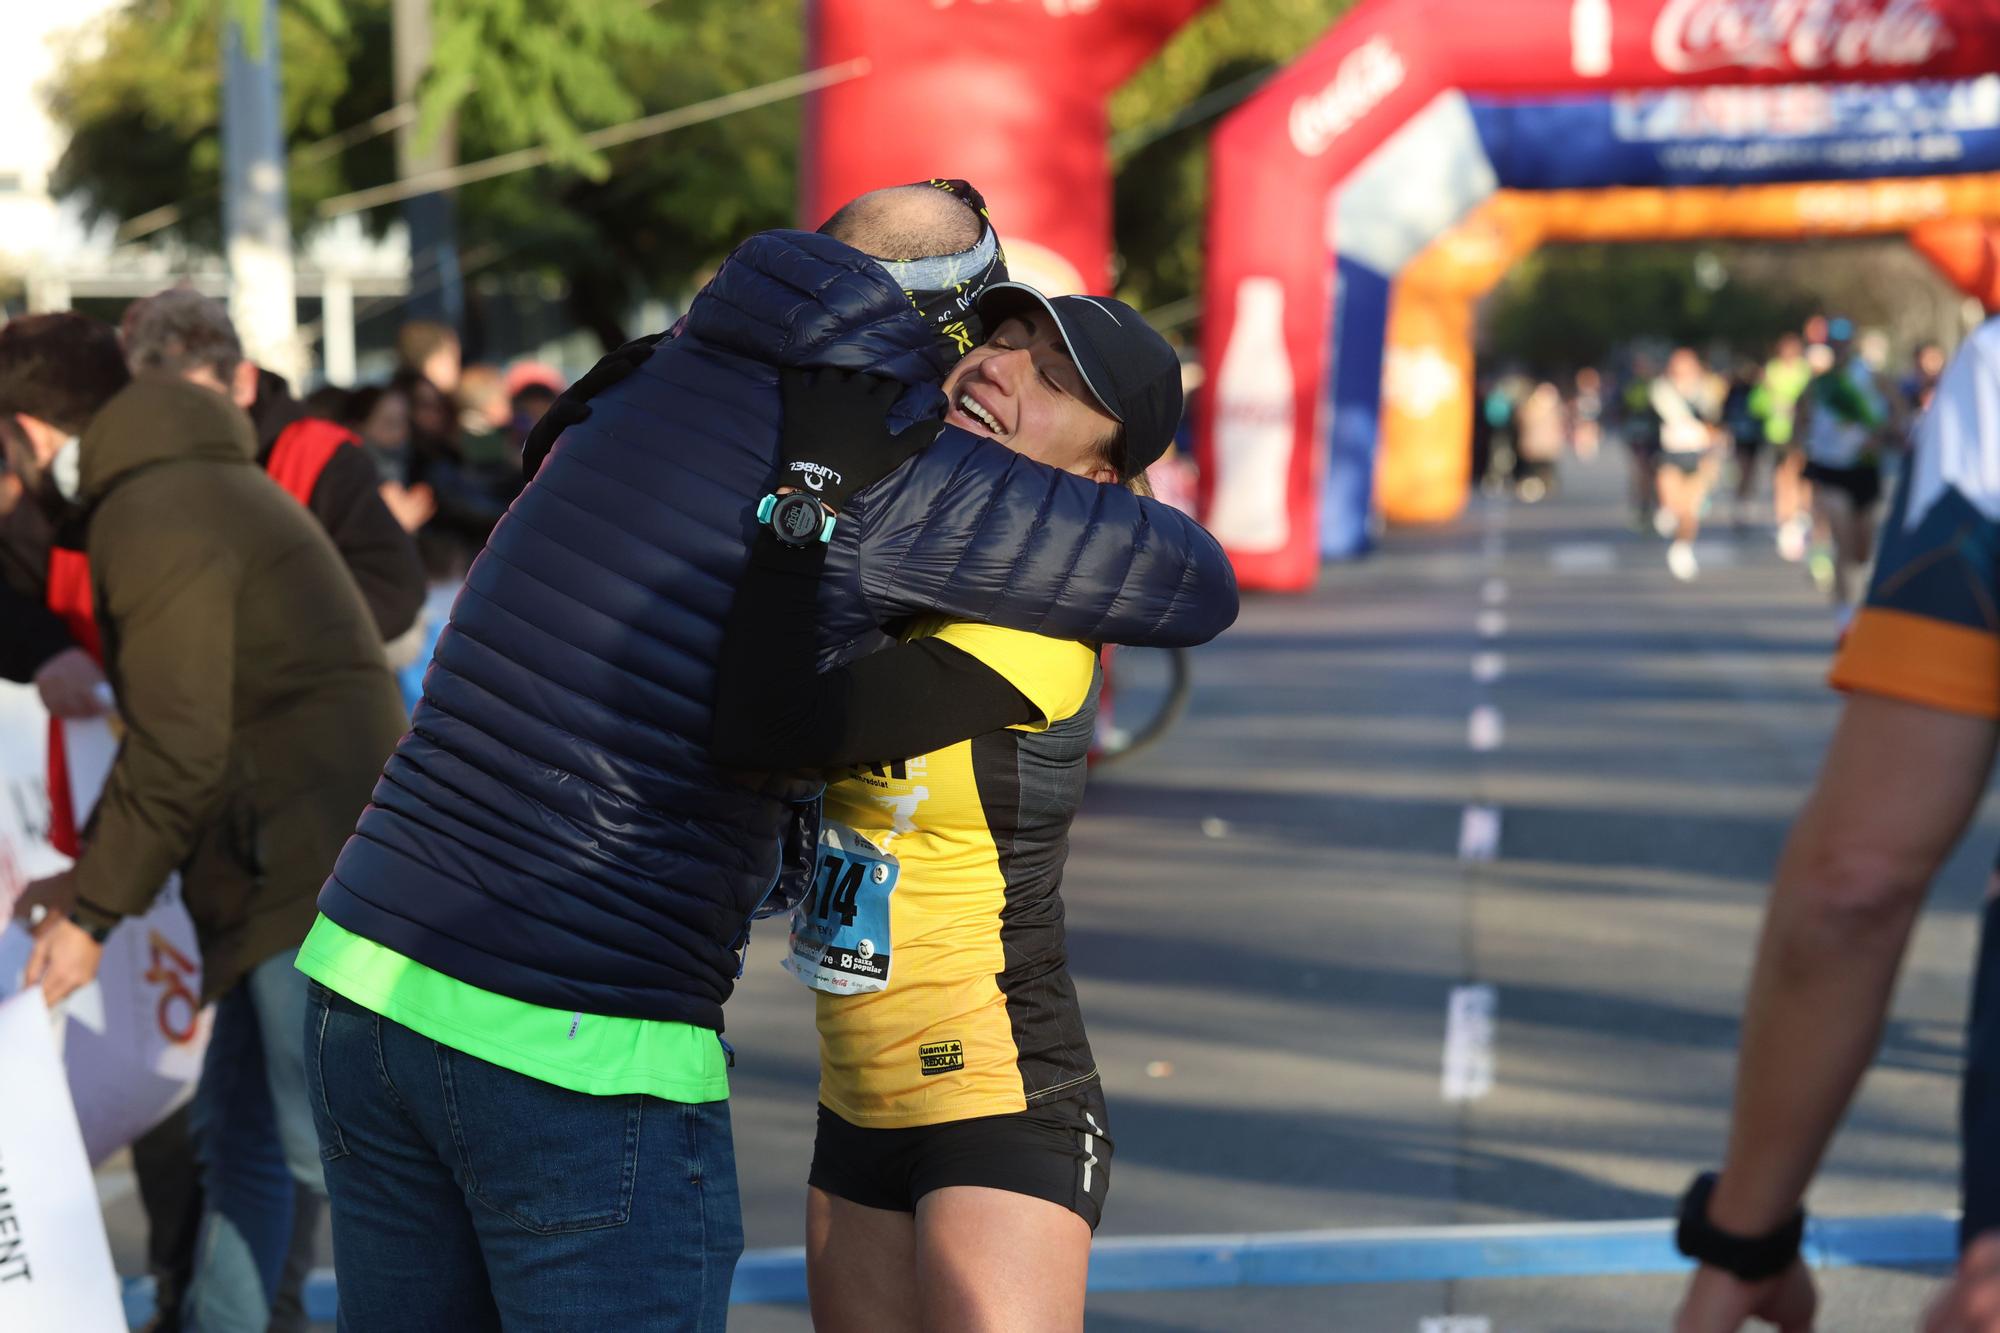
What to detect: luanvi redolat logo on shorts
<box><xmin>919</xmin><ymin>1040</ymin><xmax>964</xmax><ymax>1076</ymax></box>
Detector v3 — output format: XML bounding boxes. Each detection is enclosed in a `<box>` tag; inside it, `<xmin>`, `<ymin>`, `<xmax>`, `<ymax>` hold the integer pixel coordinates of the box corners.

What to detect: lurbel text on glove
<box><xmin>788</xmin><ymin>461</ymin><xmax>843</xmax><ymax>492</ymax></box>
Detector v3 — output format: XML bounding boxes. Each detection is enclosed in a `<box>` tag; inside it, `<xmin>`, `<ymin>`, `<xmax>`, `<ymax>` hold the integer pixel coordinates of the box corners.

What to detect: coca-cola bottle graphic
<box><xmin>1207</xmin><ymin>277</ymin><xmax>1295</xmax><ymax>553</ymax></box>
<box><xmin>1571</xmin><ymin>0</ymin><xmax>1612</xmax><ymax>76</ymax></box>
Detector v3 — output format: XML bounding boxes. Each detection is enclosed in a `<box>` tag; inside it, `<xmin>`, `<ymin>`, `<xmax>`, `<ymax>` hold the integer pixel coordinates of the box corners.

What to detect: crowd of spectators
<box><xmin>302</xmin><ymin>318</ymin><xmax>563</xmax><ymax>579</ymax></box>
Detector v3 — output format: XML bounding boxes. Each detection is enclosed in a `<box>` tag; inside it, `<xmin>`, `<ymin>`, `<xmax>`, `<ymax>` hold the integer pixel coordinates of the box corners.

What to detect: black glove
<box><xmin>520</xmin><ymin>331</ymin><xmax>665</xmax><ymax>481</ymax></box>
<box><xmin>776</xmin><ymin>368</ymin><xmax>936</xmax><ymax>511</ymax></box>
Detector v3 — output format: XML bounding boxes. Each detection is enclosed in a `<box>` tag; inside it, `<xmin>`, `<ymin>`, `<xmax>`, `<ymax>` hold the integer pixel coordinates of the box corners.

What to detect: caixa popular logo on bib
<box><xmin>919</xmin><ymin>1039</ymin><xmax>965</xmax><ymax>1076</ymax></box>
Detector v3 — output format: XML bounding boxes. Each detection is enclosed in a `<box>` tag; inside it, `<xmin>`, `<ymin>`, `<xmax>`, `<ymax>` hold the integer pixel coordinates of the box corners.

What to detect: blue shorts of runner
<box><xmin>809</xmin><ymin>1080</ymin><xmax>1112</xmax><ymax>1230</ymax></box>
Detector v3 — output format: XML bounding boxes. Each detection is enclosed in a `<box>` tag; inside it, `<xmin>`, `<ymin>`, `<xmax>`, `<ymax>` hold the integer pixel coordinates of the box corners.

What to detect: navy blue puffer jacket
<box><xmin>319</xmin><ymin>231</ymin><xmax>1238</xmax><ymax>1029</ymax></box>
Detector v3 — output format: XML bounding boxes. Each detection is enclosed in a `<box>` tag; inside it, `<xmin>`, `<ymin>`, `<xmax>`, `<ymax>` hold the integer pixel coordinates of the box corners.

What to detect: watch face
<box><xmin>771</xmin><ymin>492</ymin><xmax>826</xmax><ymax>544</ymax></box>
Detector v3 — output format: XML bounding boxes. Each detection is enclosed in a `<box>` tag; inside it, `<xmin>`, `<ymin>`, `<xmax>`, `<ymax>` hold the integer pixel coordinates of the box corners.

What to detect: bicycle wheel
<box><xmin>1092</xmin><ymin>645</ymin><xmax>1192</xmax><ymax>767</ymax></box>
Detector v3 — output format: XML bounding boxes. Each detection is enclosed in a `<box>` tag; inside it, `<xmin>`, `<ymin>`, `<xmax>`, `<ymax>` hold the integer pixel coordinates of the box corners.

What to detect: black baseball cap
<box><xmin>973</xmin><ymin>282</ymin><xmax>1182</xmax><ymax>481</ymax></box>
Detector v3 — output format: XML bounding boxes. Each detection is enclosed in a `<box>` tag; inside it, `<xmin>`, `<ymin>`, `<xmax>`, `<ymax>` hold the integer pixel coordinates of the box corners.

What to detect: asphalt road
<box><xmin>103</xmin><ymin>450</ymin><xmax>1994</xmax><ymax>1330</ymax></box>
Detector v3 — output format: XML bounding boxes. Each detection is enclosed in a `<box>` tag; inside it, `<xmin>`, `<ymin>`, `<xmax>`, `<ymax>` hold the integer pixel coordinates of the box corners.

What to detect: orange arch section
<box><xmin>1376</xmin><ymin>174</ymin><xmax>2000</xmax><ymax>526</ymax></box>
<box><xmin>1910</xmin><ymin>217</ymin><xmax>2000</xmax><ymax>311</ymax></box>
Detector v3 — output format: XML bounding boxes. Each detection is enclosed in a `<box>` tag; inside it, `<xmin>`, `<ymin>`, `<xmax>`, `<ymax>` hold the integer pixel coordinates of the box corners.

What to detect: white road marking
<box><xmin>1421</xmin><ymin>1319</ymin><xmax>1493</xmax><ymax>1333</ymax></box>
<box><xmin>1481</xmin><ymin>578</ymin><xmax>1507</xmax><ymax>606</ymax></box>
<box><xmin>1471</xmin><ymin>652</ymin><xmax>1505</xmax><ymax>684</ymax></box>
<box><xmin>1476</xmin><ymin>610</ymin><xmax>1506</xmax><ymax>639</ymax></box>
<box><xmin>1441</xmin><ymin>984</ymin><xmax>1498</xmax><ymax>1103</ymax></box>
<box><xmin>1467</xmin><ymin>705</ymin><xmax>1504</xmax><ymax>752</ymax></box>
<box><xmin>1549</xmin><ymin>541</ymin><xmax>1616</xmax><ymax>574</ymax></box>
<box><xmin>1691</xmin><ymin>539</ymin><xmax>1740</xmax><ymax>568</ymax></box>
<box><xmin>1457</xmin><ymin>805</ymin><xmax>1501</xmax><ymax>862</ymax></box>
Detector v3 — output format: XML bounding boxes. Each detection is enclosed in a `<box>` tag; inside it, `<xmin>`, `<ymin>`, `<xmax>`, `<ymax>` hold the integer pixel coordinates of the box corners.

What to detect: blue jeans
<box><xmin>304</xmin><ymin>980</ymin><xmax>742</xmax><ymax>1332</ymax></box>
<box><xmin>183</xmin><ymin>948</ymin><xmax>326</xmax><ymax>1332</ymax></box>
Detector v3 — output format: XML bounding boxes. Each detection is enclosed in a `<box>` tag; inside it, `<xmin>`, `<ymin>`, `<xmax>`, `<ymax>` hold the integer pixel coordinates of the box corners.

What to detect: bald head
<box><xmin>819</xmin><ymin>185</ymin><xmax>983</xmax><ymax>261</ymax></box>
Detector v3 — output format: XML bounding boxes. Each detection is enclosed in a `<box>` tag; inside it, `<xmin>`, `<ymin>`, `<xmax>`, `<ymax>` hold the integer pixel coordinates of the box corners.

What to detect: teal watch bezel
<box><xmin>758</xmin><ymin>491</ymin><xmax>836</xmax><ymax>546</ymax></box>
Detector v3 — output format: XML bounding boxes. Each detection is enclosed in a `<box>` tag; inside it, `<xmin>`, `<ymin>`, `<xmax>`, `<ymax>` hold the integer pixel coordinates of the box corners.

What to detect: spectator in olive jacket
<box><xmin>1</xmin><ymin>311</ymin><xmax>406</xmax><ymax>1333</ymax></box>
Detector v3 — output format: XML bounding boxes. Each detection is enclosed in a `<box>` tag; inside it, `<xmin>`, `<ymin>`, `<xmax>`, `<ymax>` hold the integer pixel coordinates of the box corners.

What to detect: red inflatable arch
<box><xmin>802</xmin><ymin>0</ymin><xmax>1212</xmax><ymax>298</ymax></box>
<box><xmin>1203</xmin><ymin>0</ymin><xmax>2000</xmax><ymax>591</ymax></box>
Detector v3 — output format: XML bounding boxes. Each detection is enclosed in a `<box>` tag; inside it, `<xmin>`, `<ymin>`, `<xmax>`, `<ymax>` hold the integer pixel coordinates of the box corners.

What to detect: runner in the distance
<box><xmin>1795</xmin><ymin>318</ymin><xmax>1890</xmax><ymax>622</ymax></box>
<box><xmin>711</xmin><ymin>284</ymin><xmax>1190</xmax><ymax>1333</ymax></box>
<box><xmin>1651</xmin><ymin>347</ymin><xmax>1724</xmax><ymax>582</ymax></box>
<box><xmin>1752</xmin><ymin>333</ymin><xmax>1815</xmax><ymax>561</ymax></box>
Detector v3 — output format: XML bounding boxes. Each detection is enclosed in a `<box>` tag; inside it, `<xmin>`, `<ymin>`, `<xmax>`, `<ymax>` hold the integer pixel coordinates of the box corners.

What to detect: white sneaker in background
<box><xmin>1667</xmin><ymin>540</ymin><xmax>1699</xmax><ymax>582</ymax></box>
<box><xmin>1776</xmin><ymin>517</ymin><xmax>1808</xmax><ymax>563</ymax></box>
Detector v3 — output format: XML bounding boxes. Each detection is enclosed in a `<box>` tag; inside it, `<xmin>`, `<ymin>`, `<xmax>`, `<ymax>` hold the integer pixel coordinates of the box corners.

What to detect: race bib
<box><xmin>782</xmin><ymin>820</ymin><xmax>898</xmax><ymax>996</ymax></box>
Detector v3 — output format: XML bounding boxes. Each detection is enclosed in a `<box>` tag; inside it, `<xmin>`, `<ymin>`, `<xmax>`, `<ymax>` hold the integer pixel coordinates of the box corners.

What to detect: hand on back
<box><xmin>776</xmin><ymin>368</ymin><xmax>932</xmax><ymax>512</ymax></box>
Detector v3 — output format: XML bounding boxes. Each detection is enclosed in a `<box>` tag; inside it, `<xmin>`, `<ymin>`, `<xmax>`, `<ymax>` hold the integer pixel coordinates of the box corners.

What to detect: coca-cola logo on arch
<box><xmin>1289</xmin><ymin>36</ymin><xmax>1407</xmax><ymax>157</ymax></box>
<box><xmin>1653</xmin><ymin>0</ymin><xmax>1954</xmax><ymax>74</ymax></box>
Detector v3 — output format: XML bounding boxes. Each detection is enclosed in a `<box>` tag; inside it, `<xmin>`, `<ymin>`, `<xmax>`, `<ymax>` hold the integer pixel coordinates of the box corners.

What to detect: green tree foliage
<box><xmin>47</xmin><ymin>0</ymin><xmax>361</xmax><ymax>245</ymax></box>
<box><xmin>447</xmin><ymin>0</ymin><xmax>799</xmax><ymax>346</ymax></box>
<box><xmin>1109</xmin><ymin>0</ymin><xmax>1356</xmax><ymax>319</ymax></box>
<box><xmin>1482</xmin><ymin>244</ymin><xmax>1820</xmax><ymax>371</ymax></box>
<box><xmin>46</xmin><ymin>0</ymin><xmax>797</xmax><ymax>346</ymax></box>
<box><xmin>420</xmin><ymin>0</ymin><xmax>677</xmax><ymax>177</ymax></box>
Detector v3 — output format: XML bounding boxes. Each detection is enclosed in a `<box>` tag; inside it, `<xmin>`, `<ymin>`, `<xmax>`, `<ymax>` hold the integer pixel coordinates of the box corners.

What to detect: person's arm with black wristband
<box><xmin>1674</xmin><ymin>324</ymin><xmax>2000</xmax><ymax>1333</ymax></box>
<box><xmin>711</xmin><ymin>370</ymin><xmax>1041</xmax><ymax>771</ymax></box>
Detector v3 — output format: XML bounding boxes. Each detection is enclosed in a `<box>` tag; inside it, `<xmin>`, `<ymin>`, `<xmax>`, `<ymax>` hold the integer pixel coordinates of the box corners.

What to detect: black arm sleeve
<box><xmin>306</xmin><ymin>443</ymin><xmax>428</xmax><ymax>640</ymax></box>
<box><xmin>0</xmin><ymin>580</ymin><xmax>74</xmax><ymax>684</ymax></box>
<box><xmin>712</xmin><ymin>532</ymin><xmax>1041</xmax><ymax>772</ymax></box>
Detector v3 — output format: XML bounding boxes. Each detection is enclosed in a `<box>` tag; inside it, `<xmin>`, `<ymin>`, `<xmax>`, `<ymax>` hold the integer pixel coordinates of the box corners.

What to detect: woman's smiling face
<box><xmin>940</xmin><ymin>314</ymin><xmax>1118</xmax><ymax>483</ymax></box>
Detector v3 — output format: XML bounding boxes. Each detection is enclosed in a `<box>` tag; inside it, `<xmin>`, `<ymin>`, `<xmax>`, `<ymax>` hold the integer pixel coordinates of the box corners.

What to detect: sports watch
<box><xmin>757</xmin><ymin>491</ymin><xmax>836</xmax><ymax>547</ymax></box>
<box><xmin>1674</xmin><ymin>1172</ymin><xmax>1806</xmax><ymax>1282</ymax></box>
<box><xmin>68</xmin><ymin>902</ymin><xmax>118</xmax><ymax>945</ymax></box>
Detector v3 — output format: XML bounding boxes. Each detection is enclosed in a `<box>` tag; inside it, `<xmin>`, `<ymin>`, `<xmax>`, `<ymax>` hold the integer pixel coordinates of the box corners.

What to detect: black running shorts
<box><xmin>1803</xmin><ymin>460</ymin><xmax>1883</xmax><ymax>509</ymax></box>
<box><xmin>808</xmin><ymin>1079</ymin><xmax>1112</xmax><ymax>1230</ymax></box>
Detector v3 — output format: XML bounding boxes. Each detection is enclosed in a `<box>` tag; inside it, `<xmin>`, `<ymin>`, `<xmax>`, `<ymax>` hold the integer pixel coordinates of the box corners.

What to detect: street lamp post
<box><xmin>393</xmin><ymin>0</ymin><xmax>465</xmax><ymax>333</ymax></box>
<box><xmin>220</xmin><ymin>0</ymin><xmax>303</xmax><ymax>385</ymax></box>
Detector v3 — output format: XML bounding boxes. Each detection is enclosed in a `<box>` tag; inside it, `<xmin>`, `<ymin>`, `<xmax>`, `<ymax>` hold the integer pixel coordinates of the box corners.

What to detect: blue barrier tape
<box><xmin>119</xmin><ymin>1210</ymin><xmax>1963</xmax><ymax>1324</ymax></box>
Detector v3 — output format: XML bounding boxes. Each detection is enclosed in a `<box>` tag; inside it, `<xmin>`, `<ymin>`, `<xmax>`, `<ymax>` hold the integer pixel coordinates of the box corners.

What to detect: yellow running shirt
<box><xmin>814</xmin><ymin>618</ymin><xmax>1101</xmax><ymax>1129</ymax></box>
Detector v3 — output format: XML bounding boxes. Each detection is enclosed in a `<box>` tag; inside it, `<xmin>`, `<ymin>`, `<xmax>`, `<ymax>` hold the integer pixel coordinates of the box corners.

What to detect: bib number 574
<box><xmin>810</xmin><ymin>853</ymin><xmax>864</xmax><ymax>927</ymax></box>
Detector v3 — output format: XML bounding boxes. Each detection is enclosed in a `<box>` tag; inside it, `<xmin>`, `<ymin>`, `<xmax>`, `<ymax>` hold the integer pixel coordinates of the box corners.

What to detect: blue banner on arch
<box><xmin>1471</xmin><ymin>78</ymin><xmax>2000</xmax><ymax>192</ymax></box>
